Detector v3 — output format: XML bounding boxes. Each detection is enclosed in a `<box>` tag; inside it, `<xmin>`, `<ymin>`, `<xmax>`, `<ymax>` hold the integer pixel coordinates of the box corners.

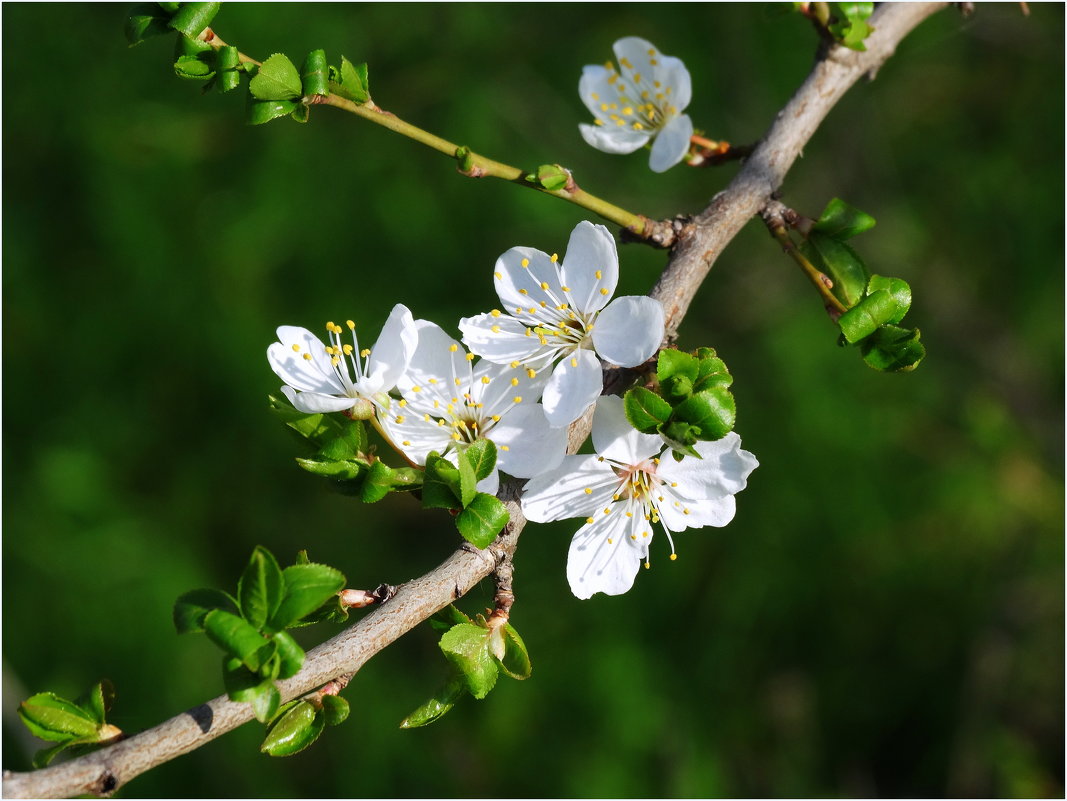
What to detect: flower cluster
<box><xmin>268</xmin><ymin>221</ymin><xmax>756</xmax><ymax>599</ymax></box>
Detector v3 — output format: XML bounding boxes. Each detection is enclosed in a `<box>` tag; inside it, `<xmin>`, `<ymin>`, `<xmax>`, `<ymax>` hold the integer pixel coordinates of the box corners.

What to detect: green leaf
<box><xmin>812</xmin><ymin>197</ymin><xmax>877</xmax><ymax>240</ymax></box>
<box><xmin>828</xmin><ymin>2</ymin><xmax>875</xmax><ymax>50</ymax></box>
<box><xmin>203</xmin><ymin>609</ymin><xmax>271</xmax><ymax>671</ymax></box>
<box><xmin>692</xmin><ymin>352</ymin><xmax>734</xmax><ymax>393</ymax></box>
<box><xmin>249</xmin><ymin>683</ymin><xmax>281</xmax><ymax>724</ymax></box>
<box><xmin>530</xmin><ymin>164</ymin><xmax>569</xmax><ymax>192</ymax></box>
<box><xmin>296</xmin><ymin>457</ymin><xmax>366</xmax><ymax>481</ymax></box>
<box><xmin>75</xmin><ymin>682</ymin><xmax>113</xmax><ymax>727</ymax></box>
<box><xmin>430</xmin><ymin>604</ymin><xmax>473</xmax><ymax>633</ymax></box>
<box><xmin>802</xmin><ymin>232</ymin><xmax>870</xmax><ymax>308</ymax></box>
<box><xmin>623</xmin><ymin>387</ymin><xmax>673</xmax><ymax>434</ymax></box>
<box><xmin>496</xmin><ymin>623</ymin><xmax>532</xmax><ymax>680</ymax></box>
<box><xmin>249</xmin><ymin>53</ymin><xmax>302</xmax><ymax>101</ymax></box>
<box><xmin>173</xmin><ymin>587</ymin><xmax>239</xmax><ymax>634</ymax></box>
<box><xmin>358</xmin><ymin>460</ymin><xmax>393</xmax><ymax>502</ymax></box>
<box><xmin>399</xmin><ymin>675</ymin><xmax>466</xmax><ymax>729</ymax></box>
<box><xmin>268</xmin><ymin>395</ymin><xmax>349</xmax><ymax>449</ymax></box>
<box><xmin>173</xmin><ymin>54</ymin><xmax>214</xmax><ymax>80</ymax></box>
<box><xmin>422</xmin><ymin>452</ymin><xmax>462</xmax><ymax>510</ymax></box>
<box><xmin>222</xmin><ymin>657</ymin><xmax>273</xmax><ymax>702</ymax></box>
<box><xmin>301</xmin><ymin>49</ymin><xmax>329</xmax><ymax>97</ymax></box>
<box><xmin>438</xmin><ymin>624</ymin><xmax>498</xmax><ymax>700</ymax></box>
<box><xmin>261</xmin><ymin>701</ymin><xmax>325</xmax><ymax>756</ymax></box>
<box><xmin>32</xmin><ymin>741</ymin><xmax>88</xmax><ymax>769</ymax></box>
<box><xmin>464</xmin><ymin>439</ymin><xmax>497</xmax><ymax>483</ymax></box>
<box><xmin>333</xmin><ymin>56</ymin><xmax>369</xmax><ymax>103</ymax></box>
<box><xmin>248</xmin><ymin>99</ymin><xmax>299</xmax><ymax>125</ymax></box>
<box><xmin>455</xmin><ymin>493</ymin><xmax>509</xmax><ymax>550</ymax></box>
<box><xmin>838</xmin><ymin>289</ymin><xmax>902</xmax><ymax>344</ymax></box>
<box><xmin>167</xmin><ymin>2</ymin><xmax>220</xmax><ymax>38</ymax></box>
<box><xmin>216</xmin><ymin>45</ymin><xmax>241</xmax><ymax>93</ymax></box>
<box><xmin>238</xmin><ymin>546</ymin><xmax>285</xmax><ymax>630</ymax></box>
<box><xmin>455</xmin><ymin>448</ymin><xmax>478</xmax><ymax>508</ymax></box>
<box><xmin>658</xmin><ymin>421</ymin><xmax>702</xmax><ymax>459</ymax></box>
<box><xmin>293</xmin><ymin>593</ymin><xmax>351</xmax><ymax>627</ymax></box>
<box><xmin>18</xmin><ymin>694</ymin><xmax>98</xmax><ymax>742</ymax></box>
<box><xmin>290</xmin><ymin>104</ymin><xmax>310</xmax><ymax>124</ymax></box>
<box><xmin>657</xmin><ymin>349</ymin><xmax>699</xmax><ymax>384</ymax></box>
<box><xmin>272</xmin><ymin>631</ymin><xmax>306</xmax><ymax>679</ymax></box>
<box><xmin>321</xmin><ymin>694</ymin><xmax>350</xmax><ymax>726</ymax></box>
<box><xmin>268</xmin><ymin>563</ymin><xmax>346</xmax><ymax>631</ymax></box>
<box><xmin>672</xmin><ymin>387</ymin><xmax>736</xmax><ymax>441</ymax></box>
<box><xmin>859</xmin><ymin>325</ymin><xmax>926</xmax><ymax>372</ymax></box>
<box><xmin>125</xmin><ymin>4</ymin><xmax>171</xmax><ymax>46</ymax></box>
<box><xmin>865</xmin><ymin>275</ymin><xmax>912</xmax><ymax>324</ymax></box>
<box><xmin>318</xmin><ymin>419</ymin><xmax>367</xmax><ymax>460</ymax></box>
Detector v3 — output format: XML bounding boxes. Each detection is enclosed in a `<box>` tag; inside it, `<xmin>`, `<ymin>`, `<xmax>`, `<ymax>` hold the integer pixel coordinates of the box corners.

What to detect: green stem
<box><xmin>316</xmin><ymin>94</ymin><xmax>648</xmax><ymax>235</ymax></box>
<box><xmin>767</xmin><ymin>222</ymin><xmax>849</xmax><ymax>317</ymax></box>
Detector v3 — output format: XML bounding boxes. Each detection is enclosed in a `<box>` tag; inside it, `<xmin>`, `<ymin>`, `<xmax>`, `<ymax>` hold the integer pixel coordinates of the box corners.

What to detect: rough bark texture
<box><xmin>2</xmin><ymin>4</ymin><xmax>946</xmax><ymax>797</ymax></box>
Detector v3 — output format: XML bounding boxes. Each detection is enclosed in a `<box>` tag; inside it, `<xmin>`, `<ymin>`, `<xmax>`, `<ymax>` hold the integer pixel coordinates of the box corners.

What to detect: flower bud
<box><xmin>339</xmin><ymin>589</ymin><xmax>376</xmax><ymax>608</ymax></box>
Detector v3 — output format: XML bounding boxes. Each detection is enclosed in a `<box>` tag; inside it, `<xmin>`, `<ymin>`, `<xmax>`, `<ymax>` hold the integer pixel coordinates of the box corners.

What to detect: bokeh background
<box><xmin>3</xmin><ymin>4</ymin><xmax>1063</xmax><ymax>798</ymax></box>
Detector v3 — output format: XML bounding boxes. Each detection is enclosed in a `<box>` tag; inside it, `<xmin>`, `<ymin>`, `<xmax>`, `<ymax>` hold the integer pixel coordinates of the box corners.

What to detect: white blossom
<box><xmin>578</xmin><ymin>36</ymin><xmax>694</xmax><ymax>173</ymax></box>
<box><xmin>381</xmin><ymin>320</ymin><xmax>567</xmax><ymax>495</ymax></box>
<box><xmin>267</xmin><ymin>304</ymin><xmax>418</xmax><ymax>415</ymax></box>
<box><xmin>460</xmin><ymin>221</ymin><xmax>664</xmax><ymax>428</ymax></box>
<box><xmin>522</xmin><ymin>396</ymin><xmax>758</xmax><ymax>599</ymax></box>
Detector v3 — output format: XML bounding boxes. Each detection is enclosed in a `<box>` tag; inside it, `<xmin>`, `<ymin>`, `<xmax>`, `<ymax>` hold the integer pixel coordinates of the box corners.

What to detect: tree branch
<box><xmin>1</xmin><ymin>4</ymin><xmax>946</xmax><ymax>797</ymax></box>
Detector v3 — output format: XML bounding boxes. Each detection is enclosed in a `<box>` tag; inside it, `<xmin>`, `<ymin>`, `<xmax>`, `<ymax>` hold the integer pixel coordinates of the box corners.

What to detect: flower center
<box><xmin>322</xmin><ymin>320</ymin><xmax>373</xmax><ymax>396</ymax></box>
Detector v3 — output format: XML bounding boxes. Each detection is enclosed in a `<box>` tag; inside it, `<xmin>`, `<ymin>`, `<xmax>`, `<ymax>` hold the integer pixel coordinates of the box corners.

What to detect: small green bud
<box><xmin>347</xmin><ymin>398</ymin><xmax>374</xmax><ymax>420</ymax></box>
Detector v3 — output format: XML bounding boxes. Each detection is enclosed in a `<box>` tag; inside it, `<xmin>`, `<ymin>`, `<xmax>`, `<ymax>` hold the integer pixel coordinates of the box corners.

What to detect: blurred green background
<box><xmin>3</xmin><ymin>3</ymin><xmax>1063</xmax><ymax>797</ymax></box>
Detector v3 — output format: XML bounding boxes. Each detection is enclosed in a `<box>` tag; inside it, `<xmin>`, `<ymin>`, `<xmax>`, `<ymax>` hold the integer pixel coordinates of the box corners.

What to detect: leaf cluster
<box><xmin>399</xmin><ymin>605</ymin><xmax>531</xmax><ymax>728</ymax></box>
<box><xmin>173</xmin><ymin>547</ymin><xmax>345</xmax><ymax>723</ymax></box>
<box><xmin>17</xmin><ymin>682</ymin><xmax>121</xmax><ymax>768</ymax></box>
<box><xmin>424</xmin><ymin>445</ymin><xmax>510</xmax><ymax>550</ymax></box>
<box><xmin>801</xmin><ymin>198</ymin><xmax>925</xmax><ymax>371</ymax></box>
<box><xmin>624</xmin><ymin>348</ymin><xmax>736</xmax><ymax>459</ymax></box>
<box><xmin>794</xmin><ymin>2</ymin><xmax>874</xmax><ymax>51</ymax></box>
<box><xmin>260</xmin><ymin>693</ymin><xmax>349</xmax><ymax>757</ymax></box>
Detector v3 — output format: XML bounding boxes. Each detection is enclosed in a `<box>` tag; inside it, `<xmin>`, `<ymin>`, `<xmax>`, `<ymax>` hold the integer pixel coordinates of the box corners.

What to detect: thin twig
<box><xmin>1</xmin><ymin>5</ymin><xmax>947</xmax><ymax>797</ymax></box>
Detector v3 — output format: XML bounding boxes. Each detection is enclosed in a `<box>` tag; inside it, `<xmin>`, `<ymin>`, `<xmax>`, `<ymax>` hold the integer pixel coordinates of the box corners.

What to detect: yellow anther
<box><xmin>398</xmin><ymin>399</ymin><xmax>407</xmax><ymax>407</ymax></box>
<box><xmin>449</xmin><ymin>344</ymin><xmax>458</xmax><ymax>352</ymax></box>
<box><xmin>343</xmin><ymin>344</ymin><xmax>354</xmax><ymax>355</ymax></box>
<box><xmin>326</xmin><ymin>320</ymin><xmax>336</xmax><ymax>330</ymax></box>
<box><xmin>402</xmin><ymin>440</ymin><xmax>411</xmax><ymax>446</ymax></box>
<box><xmin>603</xmin><ymin>508</ymin><xmax>611</xmax><ymax>515</ymax></box>
<box><xmin>595</xmin><ymin>270</ymin><xmax>602</xmax><ymax>279</ymax></box>
<box><xmin>607</xmin><ymin>538</ymin><xmax>614</xmax><ymax>544</ymax></box>
<box><xmin>591</xmin><ymin>92</ymin><xmax>599</xmax><ymax>101</ymax></box>
<box><xmin>670</xmin><ymin>481</ymin><xmax>678</xmax><ymax>487</ymax></box>
<box><xmin>625</xmin><ymin>512</ymin><xmax>633</xmax><ymax>518</ymax></box>
<box><xmin>539</xmin><ymin>301</ymin><xmax>547</xmax><ymax>308</ymax></box>
<box><xmin>466</xmin><ymin>352</ymin><xmax>475</xmax><ymax>361</ymax></box>
<box><xmin>395</xmin><ymin>415</ymin><xmax>405</xmax><ymax>424</ymax></box>
<box><xmin>291</xmin><ymin>343</ymin><xmax>301</xmax><ymax>352</ymax></box>
<box><xmin>452</xmin><ymin>432</ymin><xmax>462</xmax><ymax>441</ymax></box>
<box><xmin>360</xmin><ymin>348</ymin><xmax>371</xmax><ymax>358</ymax></box>
<box><xmin>519</xmin><ymin>289</ymin><xmax>528</xmax><ymax>295</ymax></box>
<box><xmin>515</xmin><ymin>307</ymin><xmax>524</xmax><ymax>314</ymax></box>
<box><xmin>586</xmin><ymin>517</ymin><xmax>595</xmax><ymax>525</ymax></box>
<box><xmin>302</xmin><ymin>353</ymin><xmax>312</xmax><ymax>361</ymax></box>
<box><xmin>510</xmin><ymin>377</ymin><xmax>519</xmax><ymax>386</ymax></box>
<box><xmin>644</xmin><ymin>562</ymin><xmax>651</xmax><ymax>569</ymax></box>
<box><xmin>600</xmin><ymin>288</ymin><xmax>609</xmax><ymax>296</ymax></box>
<box><xmin>526</xmin><ymin>368</ymin><xmax>536</xmax><ymax>379</ymax></box>
<box><xmin>521</xmin><ymin>258</ymin><xmax>530</xmax><ymax>268</ymax></box>
<box><xmin>481</xmin><ymin>376</ymin><xmax>491</xmax><ymax>385</ymax></box>
<box><xmin>647</xmin><ymin>48</ymin><xmax>656</xmax><ymax>56</ymax></box>
<box><xmin>529</xmin><ymin>307</ymin><xmax>538</xmax><ymax>313</ymax></box>
<box><xmin>324</xmin><ymin>346</ymin><xmax>335</xmax><ymax>355</ymax></box>
<box><xmin>491</xmin><ymin>309</ymin><xmax>501</xmax><ymax>318</ymax></box>
<box><xmin>331</xmin><ymin>356</ymin><xmax>340</xmax><ymax>366</ymax></box>
<box><xmin>613</xmin><ymin>493</ymin><xmax>621</xmax><ymax>501</ymax></box>
<box><xmin>642</xmin><ymin>531</ymin><xmax>649</xmax><ymax>537</ymax></box>
<box><xmin>653</xmin><ymin>80</ymin><xmax>661</xmax><ymax>89</ymax></box>
<box><xmin>494</xmin><ymin>271</ymin><xmax>502</xmax><ymax>279</ymax></box>
<box><xmin>631</xmin><ymin>534</ymin><xmax>637</xmax><ymax>540</ymax></box>
<box><xmin>570</xmin><ymin>357</ymin><xmax>578</xmax><ymax>368</ymax></box>
<box><xmin>594</xmin><ymin>119</ymin><xmax>604</xmax><ymax>126</ymax></box>
<box><xmin>550</xmin><ymin>253</ymin><xmax>559</xmax><ymax>263</ymax></box>
<box><xmin>492</xmin><ymin>415</ymin><xmax>501</xmax><ymax>422</ymax></box>
<box><xmin>423</xmin><ymin>413</ymin><xmax>431</xmax><ymax>421</ymax></box>
<box><xmin>649</xmin><ymin>58</ymin><xmax>658</xmax><ymax>66</ymax></box>
<box><xmin>513</xmin><ymin>396</ymin><xmax>522</xmax><ymax>403</ymax></box>
<box><xmin>412</xmin><ymin>386</ymin><xmax>422</xmax><ymax>392</ymax></box>
<box><xmin>509</xmin><ymin>361</ymin><xmax>520</xmax><ymax>368</ymax></box>
<box><xmin>669</xmin><ymin>553</ymin><xmax>678</xmax><ymax>561</ymax></box>
<box><xmin>683</xmin><ymin>509</ymin><xmax>690</xmax><ymax>515</ymax></box>
<box><xmin>584</xmin><ymin>488</ymin><xmax>592</xmax><ymax>494</ymax></box>
<box><xmin>524</xmin><ymin>328</ymin><xmax>533</xmax><ymax>337</ymax></box>
<box><xmin>665</xmin><ymin>87</ymin><xmax>672</xmax><ymax>95</ymax></box>
<box><xmin>500</xmin><ymin>445</ymin><xmax>510</xmax><ymax>451</ymax></box>
<box><xmin>346</xmin><ymin>320</ymin><xmax>355</xmax><ymax>330</ymax></box>
<box><xmin>653</xmin><ymin>457</ymin><xmax>660</xmax><ymax>464</ymax></box>
<box><xmin>428</xmin><ymin>378</ymin><xmax>438</xmax><ymax>384</ymax></box>
<box><xmin>607</xmin><ymin>73</ymin><xmax>617</xmax><ymax>84</ymax></box>
<box><xmin>491</xmin><ymin>325</ymin><xmax>501</xmax><ymax>333</ymax></box>
<box><xmin>622</xmin><ymin>106</ymin><xmax>633</xmax><ymax>115</ymax></box>
<box><xmin>620</xmin><ymin>57</ymin><xmax>632</xmax><ymax>68</ymax></box>
<box><xmin>600</xmin><ymin>102</ymin><xmax>609</xmax><ymax>112</ymax></box>
<box><xmin>454</xmin><ymin>377</ymin><xmax>462</xmax><ymax>386</ymax></box>
<box><xmin>633</xmin><ymin>122</ymin><xmax>644</xmax><ymax>131</ymax></box>
<box><xmin>632</xmin><ymin>73</ymin><xmax>641</xmax><ymax>83</ymax></box>
<box><xmin>539</xmin><ymin>281</ymin><xmax>549</xmax><ymax>290</ymax></box>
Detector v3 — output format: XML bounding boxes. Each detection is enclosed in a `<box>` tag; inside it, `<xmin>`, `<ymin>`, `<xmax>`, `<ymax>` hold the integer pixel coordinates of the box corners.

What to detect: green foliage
<box><xmin>167</xmin><ymin>2</ymin><xmax>221</xmax><ymax>39</ymax></box>
<box><xmin>17</xmin><ymin>682</ymin><xmax>121</xmax><ymax>768</ymax></box>
<box><xmin>400</xmin><ymin>606</ymin><xmax>533</xmax><ymax>728</ymax></box>
<box><xmin>624</xmin><ymin>347</ymin><xmax>737</xmax><ymax>459</ymax></box>
<box><xmin>260</xmin><ymin>693</ymin><xmax>350</xmax><ymax>757</ymax></box>
<box><xmin>175</xmin><ymin>547</ymin><xmax>345</xmax><ymax>722</ymax></box>
<box><xmin>826</xmin><ymin>2</ymin><xmax>874</xmax><ymax>50</ymax></box>
<box><xmin>526</xmin><ymin>164</ymin><xmax>570</xmax><ymax>192</ymax></box>
<box><xmin>422</xmin><ymin>449</ymin><xmax>509</xmax><ymax>548</ymax></box>
<box><xmin>329</xmin><ymin>56</ymin><xmax>370</xmax><ymax>104</ymax></box>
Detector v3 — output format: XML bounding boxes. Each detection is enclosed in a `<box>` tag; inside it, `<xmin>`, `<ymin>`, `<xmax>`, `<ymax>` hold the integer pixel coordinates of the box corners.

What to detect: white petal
<box><xmin>476</xmin><ymin>468</ymin><xmax>500</xmax><ymax>496</ymax></box>
<box><xmin>280</xmin><ymin>385</ymin><xmax>357</xmax><ymax>414</ymax></box>
<box><xmin>459</xmin><ymin>312</ymin><xmax>544</xmax><ymax>365</ymax></box>
<box><xmin>472</xmin><ymin>359</ymin><xmax>548</xmax><ymax>419</ymax></box>
<box><xmin>578</xmin><ymin>64</ymin><xmax>618</xmax><ymax>118</ymax></box>
<box><xmin>560</xmin><ymin>221</ymin><xmax>619</xmax><ymax>314</ymax></box>
<box><xmin>268</xmin><ymin>326</ymin><xmax>347</xmax><ymax>396</ymax></box>
<box><xmin>579</xmin><ymin>122</ymin><xmax>650</xmax><ymax>155</ymax></box>
<box><xmin>492</xmin><ymin>246</ymin><xmax>568</xmax><ymax>319</ymax></box>
<box><xmin>566</xmin><ymin>510</ymin><xmax>645</xmax><ymax>599</ymax></box>
<box><xmin>541</xmin><ymin>349</ymin><xmax>602</xmax><ymax>428</ymax></box>
<box><xmin>380</xmin><ymin>412</ymin><xmax>450</xmax><ymax>467</ymax></box>
<box><xmin>592</xmin><ymin>296</ymin><xmax>665</xmax><ymax>367</ymax></box>
<box><xmin>592</xmin><ymin>395</ymin><xmax>663</xmax><ymax>465</ymax></box>
<box><xmin>658</xmin><ymin>432</ymin><xmax>759</xmax><ymax>498</ymax></box>
<box><xmin>648</xmin><ymin>113</ymin><xmax>693</xmax><ymax>173</ymax></box>
<box><xmin>655</xmin><ymin>55</ymin><xmax>692</xmax><ymax>112</ymax></box>
<box><xmin>612</xmin><ymin>36</ymin><xmax>660</xmax><ymax>81</ymax></box>
<box><xmin>397</xmin><ymin>321</ymin><xmax>471</xmax><ymax>401</ymax></box>
<box><xmin>365</xmin><ymin>304</ymin><xmax>418</xmax><ymax>393</ymax></box>
<box><xmin>521</xmin><ymin>455</ymin><xmax>617</xmax><ymax>523</ymax></box>
<box><xmin>490</xmin><ymin>403</ymin><xmax>567</xmax><ymax>479</ymax></box>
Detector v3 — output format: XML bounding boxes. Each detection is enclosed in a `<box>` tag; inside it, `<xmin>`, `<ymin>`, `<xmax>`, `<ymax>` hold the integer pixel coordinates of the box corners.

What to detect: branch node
<box><xmin>372</xmin><ymin>583</ymin><xmax>397</xmax><ymax>604</ymax></box>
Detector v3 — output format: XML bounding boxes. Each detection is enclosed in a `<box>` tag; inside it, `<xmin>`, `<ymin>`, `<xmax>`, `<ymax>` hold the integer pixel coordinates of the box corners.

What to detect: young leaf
<box><xmin>239</xmin><ymin>546</ymin><xmax>285</xmax><ymax>630</ymax></box>
<box><xmin>657</xmin><ymin>349</ymin><xmax>699</xmax><ymax>384</ymax></box>
<box><xmin>837</xmin><ymin>289</ymin><xmax>903</xmax><ymax>344</ymax></box>
<box><xmin>692</xmin><ymin>352</ymin><xmax>733</xmax><ymax>393</ymax></box>
<box><xmin>455</xmin><ymin>448</ymin><xmax>478</xmax><ymax>508</ymax></box>
<box><xmin>624</xmin><ymin>387</ymin><xmax>673</xmax><ymax>433</ymax></box>
<box><xmin>249</xmin><ymin>53</ymin><xmax>302</xmax><ymax>101</ymax></box>
<box><xmin>318</xmin><ymin>419</ymin><xmax>367</xmax><ymax>460</ymax></box>
<box><xmin>216</xmin><ymin>45</ymin><xmax>241</xmax><ymax>93</ymax></box>
<box><xmin>672</xmin><ymin>387</ymin><xmax>736</xmax><ymax>441</ymax></box>
<box><xmin>430</xmin><ymin>604</ymin><xmax>473</xmax><ymax>633</ymax></box>
<box><xmin>18</xmin><ymin>694</ymin><xmax>99</xmax><ymax>742</ymax></box>
<box><xmin>173</xmin><ymin>587</ymin><xmax>239</xmax><ymax>634</ymax></box>
<box><xmin>301</xmin><ymin>49</ymin><xmax>329</xmax><ymax>97</ymax></box>
<box><xmin>32</xmin><ymin>741</ymin><xmax>88</xmax><ymax>769</ymax></box>
<box><xmin>173</xmin><ymin>54</ymin><xmax>214</xmax><ymax>80</ymax></box>
<box><xmin>203</xmin><ymin>609</ymin><xmax>271</xmax><ymax>671</ymax></box>
<box><xmin>398</xmin><ymin>675</ymin><xmax>466</xmax><ymax>729</ymax></box>
<box><xmin>422</xmin><ymin>452</ymin><xmax>462</xmax><ymax>510</ymax></box>
<box><xmin>261</xmin><ymin>701</ymin><xmax>325</xmax><ymax>756</ymax></box>
<box><xmin>290</xmin><ymin>105</ymin><xmax>310</xmax><ymax>124</ymax></box>
<box><xmin>438</xmin><ymin>624</ymin><xmax>498</xmax><ymax>700</ymax></box>
<box><xmin>321</xmin><ymin>694</ymin><xmax>350</xmax><ymax>726</ymax></box>
<box><xmin>859</xmin><ymin>325</ymin><xmax>925</xmax><ymax>372</ymax></box>
<box><xmin>496</xmin><ymin>623</ymin><xmax>532</xmax><ymax>680</ymax></box>
<box><xmin>76</xmin><ymin>682</ymin><xmax>114</xmax><ymax>727</ymax></box>
<box><xmin>360</xmin><ymin>460</ymin><xmax>397</xmax><ymax>503</ymax></box>
<box><xmin>248</xmin><ymin>99</ymin><xmax>299</xmax><ymax>125</ymax></box>
<box><xmin>222</xmin><ymin>657</ymin><xmax>273</xmax><ymax>702</ymax></box>
<box><xmin>125</xmin><ymin>4</ymin><xmax>172</xmax><ymax>46</ymax></box>
<box><xmin>333</xmin><ymin>56</ymin><xmax>369</xmax><ymax>103</ymax></box>
<box><xmin>296</xmin><ymin>457</ymin><xmax>366</xmax><ymax>481</ymax></box>
<box><xmin>802</xmin><ymin>233</ymin><xmax>869</xmax><ymax>308</ymax></box>
<box><xmin>455</xmin><ymin>493</ymin><xmax>509</xmax><ymax>550</ymax></box>
<box><xmin>866</xmin><ymin>275</ymin><xmax>912</xmax><ymax>324</ymax></box>
<box><xmin>464</xmin><ymin>439</ymin><xmax>497</xmax><ymax>483</ymax></box>
<box><xmin>167</xmin><ymin>2</ymin><xmax>220</xmax><ymax>38</ymax></box>
<box><xmin>272</xmin><ymin>631</ymin><xmax>306</xmax><ymax>679</ymax></box>
<box><xmin>658</xmin><ymin>421</ymin><xmax>703</xmax><ymax>459</ymax></box>
<box><xmin>813</xmin><ymin>197</ymin><xmax>877</xmax><ymax>240</ymax></box>
<box><xmin>249</xmin><ymin>683</ymin><xmax>281</xmax><ymax>724</ymax></box>
<box><xmin>268</xmin><ymin>563</ymin><xmax>346</xmax><ymax>631</ymax></box>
